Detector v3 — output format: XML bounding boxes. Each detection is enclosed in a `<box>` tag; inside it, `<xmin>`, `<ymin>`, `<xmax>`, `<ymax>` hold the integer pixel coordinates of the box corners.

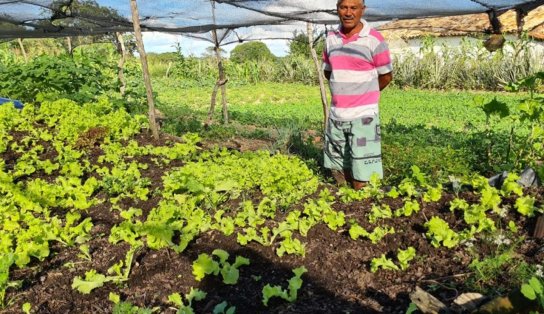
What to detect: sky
<box><xmin>142</xmin><ymin>32</ymin><xmax>292</xmax><ymax>57</ymax></box>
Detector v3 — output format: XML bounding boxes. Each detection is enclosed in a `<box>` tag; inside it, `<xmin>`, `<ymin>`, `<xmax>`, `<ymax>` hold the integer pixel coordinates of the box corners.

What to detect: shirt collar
<box><xmin>335</xmin><ymin>19</ymin><xmax>371</xmax><ymax>38</ymax></box>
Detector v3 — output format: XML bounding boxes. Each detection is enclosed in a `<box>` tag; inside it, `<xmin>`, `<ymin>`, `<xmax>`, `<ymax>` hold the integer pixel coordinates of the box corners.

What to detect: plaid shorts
<box><xmin>323</xmin><ymin>114</ymin><xmax>383</xmax><ymax>181</ymax></box>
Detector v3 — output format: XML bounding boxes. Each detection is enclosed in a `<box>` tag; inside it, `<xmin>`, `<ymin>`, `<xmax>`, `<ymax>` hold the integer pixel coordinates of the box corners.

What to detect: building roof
<box><xmin>378</xmin><ymin>5</ymin><xmax>544</xmax><ymax>40</ymax></box>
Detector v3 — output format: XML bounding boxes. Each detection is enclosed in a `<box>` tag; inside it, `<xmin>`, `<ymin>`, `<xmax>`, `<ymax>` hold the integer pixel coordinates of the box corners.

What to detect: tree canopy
<box><xmin>288</xmin><ymin>31</ymin><xmax>325</xmax><ymax>59</ymax></box>
<box><xmin>230</xmin><ymin>41</ymin><xmax>275</xmax><ymax>64</ymax></box>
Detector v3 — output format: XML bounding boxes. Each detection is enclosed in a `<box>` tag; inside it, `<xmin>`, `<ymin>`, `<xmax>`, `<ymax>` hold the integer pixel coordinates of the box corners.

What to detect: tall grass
<box><xmin>146</xmin><ymin>36</ymin><xmax>543</xmax><ymax>91</ymax></box>
<box><xmin>147</xmin><ymin>54</ymin><xmax>320</xmax><ymax>86</ymax></box>
<box><xmin>392</xmin><ymin>37</ymin><xmax>543</xmax><ymax>90</ymax></box>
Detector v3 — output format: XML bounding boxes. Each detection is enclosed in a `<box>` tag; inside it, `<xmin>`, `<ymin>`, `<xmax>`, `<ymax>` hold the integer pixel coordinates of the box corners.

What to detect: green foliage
<box><xmin>392</xmin><ymin>36</ymin><xmax>543</xmax><ymax>90</ymax></box>
<box><xmin>168</xmin><ymin>288</ymin><xmax>207</xmax><ymax>314</ymax></box>
<box><xmin>213</xmin><ymin>301</ymin><xmax>236</xmax><ymax>314</ymax></box>
<box><xmin>0</xmin><ymin>53</ymin><xmax>115</xmax><ymax>103</ymax></box>
<box><xmin>425</xmin><ymin>217</ymin><xmax>460</xmax><ymax>248</ymax></box>
<box><xmin>515</xmin><ymin>196</ymin><xmax>536</xmax><ymax>217</ymax></box>
<box><xmin>370</xmin><ymin>254</ymin><xmax>399</xmax><ymax>272</ymax></box>
<box><xmin>468</xmin><ymin>249</ymin><xmax>533</xmax><ymax>293</ymax></box>
<box><xmin>397</xmin><ymin>247</ymin><xmax>417</xmax><ymax>271</ymax></box>
<box><xmin>262</xmin><ymin>266</ymin><xmax>307</xmax><ymax>306</ymax></box>
<box><xmin>288</xmin><ymin>30</ymin><xmax>324</xmax><ymax>57</ymax></box>
<box><xmin>349</xmin><ymin>223</ymin><xmax>395</xmax><ymax>245</ymax></box>
<box><xmin>110</xmin><ymin>292</ymin><xmax>159</xmax><ymax>313</ymax></box>
<box><xmin>230</xmin><ymin>42</ymin><xmax>275</xmax><ymax>64</ymax></box>
<box><xmin>192</xmin><ymin>250</ymin><xmax>250</xmax><ymax>285</ymax></box>
<box><xmin>72</xmin><ymin>246</ymin><xmax>138</xmax><ymax>294</ymax></box>
<box><xmin>521</xmin><ymin>277</ymin><xmax>544</xmax><ymax>308</ymax></box>
<box><xmin>370</xmin><ymin>247</ymin><xmax>416</xmax><ymax>273</ymax></box>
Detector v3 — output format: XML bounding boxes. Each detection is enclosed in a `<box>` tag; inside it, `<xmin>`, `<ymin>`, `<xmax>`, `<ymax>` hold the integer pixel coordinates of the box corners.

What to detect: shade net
<box><xmin>0</xmin><ymin>0</ymin><xmax>543</xmax><ymax>43</ymax></box>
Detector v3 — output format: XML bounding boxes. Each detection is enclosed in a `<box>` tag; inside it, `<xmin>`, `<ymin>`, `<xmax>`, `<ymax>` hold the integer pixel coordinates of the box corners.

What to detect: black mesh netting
<box><xmin>0</xmin><ymin>0</ymin><xmax>542</xmax><ymax>42</ymax></box>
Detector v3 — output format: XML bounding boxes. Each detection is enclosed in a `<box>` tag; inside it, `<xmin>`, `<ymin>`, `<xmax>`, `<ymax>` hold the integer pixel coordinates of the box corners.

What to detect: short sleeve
<box><xmin>370</xmin><ymin>30</ymin><xmax>393</xmax><ymax>75</ymax></box>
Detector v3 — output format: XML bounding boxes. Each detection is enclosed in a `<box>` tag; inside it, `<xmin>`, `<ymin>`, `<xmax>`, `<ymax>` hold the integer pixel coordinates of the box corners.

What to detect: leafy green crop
<box><xmin>397</xmin><ymin>247</ymin><xmax>417</xmax><ymax>271</ymax></box>
<box><xmin>521</xmin><ymin>276</ymin><xmax>544</xmax><ymax>308</ymax></box>
<box><xmin>192</xmin><ymin>250</ymin><xmax>250</xmax><ymax>285</ymax></box>
<box><xmin>370</xmin><ymin>255</ymin><xmax>399</xmax><ymax>272</ymax></box>
<box><xmin>72</xmin><ymin>246</ymin><xmax>138</xmax><ymax>294</ymax></box>
<box><xmin>168</xmin><ymin>288</ymin><xmax>207</xmax><ymax>314</ymax></box>
<box><xmin>425</xmin><ymin>217</ymin><xmax>460</xmax><ymax>248</ymax></box>
<box><xmin>262</xmin><ymin>266</ymin><xmax>307</xmax><ymax>306</ymax></box>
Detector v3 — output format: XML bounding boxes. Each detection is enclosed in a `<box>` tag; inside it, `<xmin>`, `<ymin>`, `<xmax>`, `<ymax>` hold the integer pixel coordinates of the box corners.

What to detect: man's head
<box><xmin>336</xmin><ymin>0</ymin><xmax>365</xmax><ymax>34</ymax></box>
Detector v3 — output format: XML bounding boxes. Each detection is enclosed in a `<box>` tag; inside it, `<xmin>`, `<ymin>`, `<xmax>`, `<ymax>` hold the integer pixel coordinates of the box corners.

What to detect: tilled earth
<box><xmin>3</xmin><ymin>133</ymin><xmax>543</xmax><ymax>314</ymax></box>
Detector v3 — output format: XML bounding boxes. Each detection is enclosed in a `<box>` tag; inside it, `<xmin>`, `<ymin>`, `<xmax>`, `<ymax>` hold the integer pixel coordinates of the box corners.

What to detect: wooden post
<box><xmin>115</xmin><ymin>32</ymin><xmax>127</xmax><ymax>96</ymax></box>
<box><xmin>307</xmin><ymin>23</ymin><xmax>329</xmax><ymax>130</ymax></box>
<box><xmin>17</xmin><ymin>38</ymin><xmax>27</xmax><ymax>62</ymax></box>
<box><xmin>130</xmin><ymin>0</ymin><xmax>159</xmax><ymax>140</ymax></box>
<box><xmin>66</xmin><ymin>37</ymin><xmax>73</xmax><ymax>55</ymax></box>
<box><xmin>216</xmin><ymin>37</ymin><xmax>228</xmax><ymax>124</ymax></box>
<box><xmin>515</xmin><ymin>8</ymin><xmax>527</xmax><ymax>39</ymax></box>
<box><xmin>206</xmin><ymin>29</ymin><xmax>229</xmax><ymax>126</ymax></box>
<box><xmin>206</xmin><ymin>0</ymin><xmax>229</xmax><ymax>125</ymax></box>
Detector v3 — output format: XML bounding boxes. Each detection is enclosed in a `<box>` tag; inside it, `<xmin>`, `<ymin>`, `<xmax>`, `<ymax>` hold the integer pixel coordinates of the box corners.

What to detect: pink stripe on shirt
<box><xmin>369</xmin><ymin>29</ymin><xmax>385</xmax><ymax>41</ymax></box>
<box><xmin>329</xmin><ymin>55</ymin><xmax>374</xmax><ymax>71</ymax></box>
<box><xmin>372</xmin><ymin>51</ymin><xmax>391</xmax><ymax>67</ymax></box>
<box><xmin>332</xmin><ymin>91</ymin><xmax>380</xmax><ymax>108</ymax></box>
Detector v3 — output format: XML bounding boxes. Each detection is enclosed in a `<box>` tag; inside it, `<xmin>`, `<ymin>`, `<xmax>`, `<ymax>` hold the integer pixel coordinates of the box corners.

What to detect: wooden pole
<box><xmin>307</xmin><ymin>23</ymin><xmax>329</xmax><ymax>130</ymax></box>
<box><xmin>215</xmin><ymin>34</ymin><xmax>228</xmax><ymax>124</ymax></box>
<box><xmin>515</xmin><ymin>8</ymin><xmax>527</xmax><ymax>39</ymax></box>
<box><xmin>115</xmin><ymin>32</ymin><xmax>127</xmax><ymax>96</ymax></box>
<box><xmin>130</xmin><ymin>0</ymin><xmax>159</xmax><ymax>140</ymax></box>
<box><xmin>66</xmin><ymin>37</ymin><xmax>73</xmax><ymax>55</ymax></box>
<box><xmin>206</xmin><ymin>1</ymin><xmax>229</xmax><ymax>125</ymax></box>
<box><xmin>206</xmin><ymin>29</ymin><xmax>229</xmax><ymax>126</ymax></box>
<box><xmin>17</xmin><ymin>38</ymin><xmax>27</xmax><ymax>62</ymax></box>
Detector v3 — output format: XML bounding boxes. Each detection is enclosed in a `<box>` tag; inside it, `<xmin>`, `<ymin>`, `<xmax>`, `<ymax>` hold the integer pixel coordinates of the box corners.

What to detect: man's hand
<box><xmin>378</xmin><ymin>72</ymin><xmax>393</xmax><ymax>90</ymax></box>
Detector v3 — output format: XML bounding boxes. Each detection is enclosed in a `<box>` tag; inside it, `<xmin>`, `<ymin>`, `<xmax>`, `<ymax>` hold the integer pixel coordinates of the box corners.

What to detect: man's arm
<box><xmin>378</xmin><ymin>72</ymin><xmax>392</xmax><ymax>91</ymax></box>
<box><xmin>324</xmin><ymin>70</ymin><xmax>331</xmax><ymax>81</ymax></box>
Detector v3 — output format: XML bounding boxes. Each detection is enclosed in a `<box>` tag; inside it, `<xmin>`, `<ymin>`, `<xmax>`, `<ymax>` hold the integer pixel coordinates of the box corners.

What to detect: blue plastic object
<box><xmin>0</xmin><ymin>97</ymin><xmax>24</xmax><ymax>109</ymax></box>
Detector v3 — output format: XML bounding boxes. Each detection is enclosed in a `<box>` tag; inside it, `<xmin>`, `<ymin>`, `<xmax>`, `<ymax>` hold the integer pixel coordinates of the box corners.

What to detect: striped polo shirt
<box><xmin>323</xmin><ymin>21</ymin><xmax>392</xmax><ymax>121</ymax></box>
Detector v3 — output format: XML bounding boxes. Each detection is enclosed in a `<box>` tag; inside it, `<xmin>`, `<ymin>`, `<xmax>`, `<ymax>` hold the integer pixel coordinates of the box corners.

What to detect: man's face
<box><xmin>337</xmin><ymin>0</ymin><xmax>365</xmax><ymax>31</ymax></box>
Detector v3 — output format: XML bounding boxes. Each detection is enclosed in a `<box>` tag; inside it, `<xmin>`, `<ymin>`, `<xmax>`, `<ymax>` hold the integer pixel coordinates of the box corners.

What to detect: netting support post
<box><xmin>515</xmin><ymin>8</ymin><xmax>527</xmax><ymax>38</ymax></box>
<box><xmin>206</xmin><ymin>1</ymin><xmax>228</xmax><ymax>126</ymax></box>
<box><xmin>17</xmin><ymin>38</ymin><xmax>27</xmax><ymax>62</ymax></box>
<box><xmin>66</xmin><ymin>37</ymin><xmax>73</xmax><ymax>56</ymax></box>
<box><xmin>307</xmin><ymin>23</ymin><xmax>329</xmax><ymax>130</ymax></box>
<box><xmin>130</xmin><ymin>0</ymin><xmax>159</xmax><ymax>140</ymax></box>
<box><xmin>115</xmin><ymin>32</ymin><xmax>127</xmax><ymax>97</ymax></box>
<box><xmin>206</xmin><ymin>29</ymin><xmax>229</xmax><ymax>126</ymax></box>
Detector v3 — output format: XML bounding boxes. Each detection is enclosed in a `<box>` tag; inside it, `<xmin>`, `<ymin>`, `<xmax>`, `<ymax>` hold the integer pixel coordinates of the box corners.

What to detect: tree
<box><xmin>230</xmin><ymin>41</ymin><xmax>275</xmax><ymax>64</ymax></box>
<box><xmin>288</xmin><ymin>30</ymin><xmax>325</xmax><ymax>58</ymax></box>
<box><xmin>204</xmin><ymin>46</ymin><xmax>227</xmax><ymax>59</ymax></box>
<box><xmin>49</xmin><ymin>0</ymin><xmax>133</xmax><ymax>52</ymax></box>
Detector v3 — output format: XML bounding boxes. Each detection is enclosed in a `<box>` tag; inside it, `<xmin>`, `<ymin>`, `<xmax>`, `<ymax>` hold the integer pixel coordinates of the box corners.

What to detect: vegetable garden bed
<box><xmin>1</xmin><ymin>99</ymin><xmax>543</xmax><ymax>314</ymax></box>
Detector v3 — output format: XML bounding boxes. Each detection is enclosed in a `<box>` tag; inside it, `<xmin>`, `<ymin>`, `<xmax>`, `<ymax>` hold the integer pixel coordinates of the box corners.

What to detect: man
<box><xmin>323</xmin><ymin>0</ymin><xmax>393</xmax><ymax>190</ymax></box>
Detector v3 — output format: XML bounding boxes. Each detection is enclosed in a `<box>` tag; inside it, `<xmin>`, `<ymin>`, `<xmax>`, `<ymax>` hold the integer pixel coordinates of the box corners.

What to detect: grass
<box><xmin>153</xmin><ymin>79</ymin><xmax>531</xmax><ymax>183</ymax></box>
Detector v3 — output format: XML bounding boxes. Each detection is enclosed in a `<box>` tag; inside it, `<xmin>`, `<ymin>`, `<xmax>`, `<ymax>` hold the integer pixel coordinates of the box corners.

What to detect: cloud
<box><xmin>143</xmin><ymin>32</ymin><xmax>212</xmax><ymax>56</ymax></box>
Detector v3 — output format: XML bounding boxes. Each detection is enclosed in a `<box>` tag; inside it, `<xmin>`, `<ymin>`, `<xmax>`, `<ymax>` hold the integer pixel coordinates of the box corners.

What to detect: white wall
<box><xmin>388</xmin><ymin>35</ymin><xmax>544</xmax><ymax>56</ymax></box>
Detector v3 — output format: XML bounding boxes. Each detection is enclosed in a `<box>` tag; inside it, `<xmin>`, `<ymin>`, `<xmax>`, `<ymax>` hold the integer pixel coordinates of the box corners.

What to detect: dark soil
<box><xmin>2</xmin><ymin>131</ymin><xmax>543</xmax><ymax>314</ymax></box>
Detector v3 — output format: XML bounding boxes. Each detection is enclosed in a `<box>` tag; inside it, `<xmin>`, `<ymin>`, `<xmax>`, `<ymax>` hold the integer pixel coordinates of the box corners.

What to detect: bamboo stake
<box><xmin>206</xmin><ymin>1</ymin><xmax>229</xmax><ymax>125</ymax></box>
<box><xmin>129</xmin><ymin>0</ymin><xmax>159</xmax><ymax>140</ymax></box>
<box><xmin>66</xmin><ymin>37</ymin><xmax>72</xmax><ymax>55</ymax></box>
<box><xmin>307</xmin><ymin>23</ymin><xmax>329</xmax><ymax>130</ymax></box>
<box><xmin>515</xmin><ymin>8</ymin><xmax>527</xmax><ymax>39</ymax></box>
<box><xmin>206</xmin><ymin>29</ymin><xmax>229</xmax><ymax>126</ymax></box>
<box><xmin>115</xmin><ymin>32</ymin><xmax>127</xmax><ymax>96</ymax></box>
<box><xmin>17</xmin><ymin>38</ymin><xmax>27</xmax><ymax>62</ymax></box>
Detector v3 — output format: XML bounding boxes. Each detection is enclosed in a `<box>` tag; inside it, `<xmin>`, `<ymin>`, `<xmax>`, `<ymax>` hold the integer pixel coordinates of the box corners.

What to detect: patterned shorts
<box><xmin>323</xmin><ymin>114</ymin><xmax>383</xmax><ymax>181</ymax></box>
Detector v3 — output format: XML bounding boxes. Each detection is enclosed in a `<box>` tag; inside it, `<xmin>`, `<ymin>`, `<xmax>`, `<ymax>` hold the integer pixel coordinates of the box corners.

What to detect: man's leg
<box><xmin>345</xmin><ymin>169</ymin><xmax>367</xmax><ymax>190</ymax></box>
<box><xmin>324</xmin><ymin>119</ymin><xmax>350</xmax><ymax>186</ymax></box>
<box><xmin>349</xmin><ymin>114</ymin><xmax>383</xmax><ymax>187</ymax></box>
